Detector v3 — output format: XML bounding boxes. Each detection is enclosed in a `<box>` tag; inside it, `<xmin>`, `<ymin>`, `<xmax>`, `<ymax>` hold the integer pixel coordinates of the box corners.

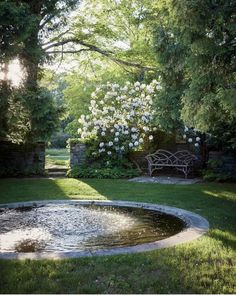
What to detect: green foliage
<box><xmin>67</xmin><ymin>165</ymin><xmax>140</xmax><ymax>179</ymax></box>
<box><xmin>49</xmin><ymin>132</ymin><xmax>70</xmax><ymax>148</ymax></box>
<box><xmin>23</xmin><ymin>87</ymin><xmax>62</xmax><ymax>142</ymax></box>
<box><xmin>0</xmin><ymin>82</ymin><xmax>11</xmax><ymax>140</ymax></box>
<box><xmin>0</xmin><ymin>164</ymin><xmax>45</xmax><ymax>178</ymax></box>
<box><xmin>0</xmin><ymin>84</ymin><xmax>62</xmax><ymax>143</ymax></box>
<box><xmin>0</xmin><ymin>0</ymin><xmax>79</xmax><ymax>143</ymax></box>
<box><xmin>67</xmin><ymin>137</ymin><xmax>82</xmax><ymax>146</ymax></box>
<box><xmin>153</xmin><ymin>26</ymin><xmax>187</xmax><ymax>131</ymax></box>
<box><xmin>202</xmin><ymin>170</ymin><xmax>235</xmax><ymax>182</ymax></box>
<box><xmin>57</xmin><ymin>0</ymin><xmax>160</xmax><ymax>137</ymax></box>
<box><xmin>208</xmin><ymin>158</ymin><xmax>224</xmax><ymax>169</ymax></box>
<box><xmin>203</xmin><ymin>155</ymin><xmax>236</xmax><ymax>182</ymax></box>
<box><xmin>0</xmin><ymin>82</ymin><xmax>30</xmax><ymax>143</ymax></box>
<box><xmin>152</xmin><ymin>0</ymin><xmax>236</xmax><ymax>149</ymax></box>
<box><xmin>0</xmin><ymin>1</ymin><xmax>35</xmax><ymax>61</ymax></box>
<box><xmin>72</xmin><ymin>0</ymin><xmax>157</xmax><ymax>70</ymax></box>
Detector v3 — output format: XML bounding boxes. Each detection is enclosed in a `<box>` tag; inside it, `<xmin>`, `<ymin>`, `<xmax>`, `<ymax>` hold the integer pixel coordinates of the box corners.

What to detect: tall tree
<box><xmin>0</xmin><ymin>0</ymin><xmax>78</xmax><ymax>143</ymax></box>
<box><xmin>152</xmin><ymin>0</ymin><xmax>236</xmax><ymax>149</ymax></box>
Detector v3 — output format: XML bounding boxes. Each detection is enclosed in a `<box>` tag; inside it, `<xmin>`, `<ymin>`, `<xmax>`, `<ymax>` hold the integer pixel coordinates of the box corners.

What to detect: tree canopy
<box><xmin>0</xmin><ymin>0</ymin><xmax>235</xmax><ymax>150</ymax></box>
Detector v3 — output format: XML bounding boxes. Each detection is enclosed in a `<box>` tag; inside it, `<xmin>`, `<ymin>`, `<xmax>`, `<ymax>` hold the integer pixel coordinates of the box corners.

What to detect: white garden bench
<box><xmin>145</xmin><ymin>149</ymin><xmax>198</xmax><ymax>178</ymax></box>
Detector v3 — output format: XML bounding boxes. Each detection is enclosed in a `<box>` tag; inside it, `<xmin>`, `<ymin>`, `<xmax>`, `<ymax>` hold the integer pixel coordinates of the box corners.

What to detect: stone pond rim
<box><xmin>0</xmin><ymin>200</ymin><xmax>209</xmax><ymax>260</ymax></box>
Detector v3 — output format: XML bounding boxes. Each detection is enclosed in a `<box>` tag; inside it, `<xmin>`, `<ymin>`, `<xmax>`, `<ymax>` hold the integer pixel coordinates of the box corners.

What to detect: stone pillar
<box><xmin>70</xmin><ymin>142</ymin><xmax>87</xmax><ymax>168</ymax></box>
<box><xmin>34</xmin><ymin>142</ymin><xmax>46</xmax><ymax>172</ymax></box>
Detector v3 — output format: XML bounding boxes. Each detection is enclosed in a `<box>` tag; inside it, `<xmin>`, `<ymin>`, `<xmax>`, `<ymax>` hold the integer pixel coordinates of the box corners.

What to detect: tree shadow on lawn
<box><xmin>79</xmin><ymin>179</ymin><xmax>236</xmax><ymax>210</ymax></box>
<box><xmin>80</xmin><ymin>179</ymin><xmax>236</xmax><ymax>249</ymax></box>
<box><xmin>207</xmin><ymin>229</ymin><xmax>236</xmax><ymax>251</ymax></box>
<box><xmin>0</xmin><ymin>178</ymin><xmax>69</xmax><ymax>204</ymax></box>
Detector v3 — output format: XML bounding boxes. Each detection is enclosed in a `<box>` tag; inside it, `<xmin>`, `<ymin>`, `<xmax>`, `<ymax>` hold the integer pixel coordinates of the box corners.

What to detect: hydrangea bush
<box><xmin>78</xmin><ymin>80</ymin><xmax>161</xmax><ymax>161</ymax></box>
<box><xmin>182</xmin><ymin>126</ymin><xmax>202</xmax><ymax>148</ymax></box>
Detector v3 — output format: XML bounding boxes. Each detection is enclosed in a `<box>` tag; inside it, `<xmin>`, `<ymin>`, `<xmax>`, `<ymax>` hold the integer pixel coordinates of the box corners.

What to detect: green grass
<box><xmin>45</xmin><ymin>148</ymin><xmax>69</xmax><ymax>169</ymax></box>
<box><xmin>45</xmin><ymin>149</ymin><xmax>69</xmax><ymax>157</ymax></box>
<box><xmin>0</xmin><ymin>178</ymin><xmax>236</xmax><ymax>293</ymax></box>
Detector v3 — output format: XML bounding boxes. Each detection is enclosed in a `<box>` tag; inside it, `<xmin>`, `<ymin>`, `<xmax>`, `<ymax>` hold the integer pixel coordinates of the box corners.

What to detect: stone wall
<box><xmin>70</xmin><ymin>142</ymin><xmax>87</xmax><ymax>168</ymax></box>
<box><xmin>208</xmin><ymin>151</ymin><xmax>236</xmax><ymax>174</ymax></box>
<box><xmin>0</xmin><ymin>141</ymin><xmax>45</xmax><ymax>177</ymax></box>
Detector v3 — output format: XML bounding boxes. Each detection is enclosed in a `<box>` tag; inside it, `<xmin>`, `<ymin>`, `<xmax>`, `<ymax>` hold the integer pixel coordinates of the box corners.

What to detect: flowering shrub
<box><xmin>78</xmin><ymin>80</ymin><xmax>161</xmax><ymax>160</ymax></box>
<box><xmin>182</xmin><ymin>126</ymin><xmax>202</xmax><ymax>148</ymax></box>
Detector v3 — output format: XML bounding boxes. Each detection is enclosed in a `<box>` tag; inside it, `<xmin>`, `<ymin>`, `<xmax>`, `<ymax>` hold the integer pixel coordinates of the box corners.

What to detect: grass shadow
<box><xmin>79</xmin><ymin>179</ymin><xmax>236</xmax><ymax>236</ymax></box>
<box><xmin>0</xmin><ymin>178</ymin><xmax>69</xmax><ymax>204</ymax></box>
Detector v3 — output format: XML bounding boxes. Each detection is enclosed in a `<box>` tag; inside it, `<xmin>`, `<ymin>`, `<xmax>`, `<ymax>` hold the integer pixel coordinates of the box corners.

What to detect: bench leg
<box><xmin>183</xmin><ymin>167</ymin><xmax>188</xmax><ymax>179</ymax></box>
<box><xmin>148</xmin><ymin>165</ymin><xmax>152</xmax><ymax>177</ymax></box>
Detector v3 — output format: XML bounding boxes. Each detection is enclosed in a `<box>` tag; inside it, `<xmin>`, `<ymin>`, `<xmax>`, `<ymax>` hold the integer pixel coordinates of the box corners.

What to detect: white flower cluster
<box><xmin>183</xmin><ymin>126</ymin><xmax>201</xmax><ymax>147</ymax></box>
<box><xmin>78</xmin><ymin>80</ymin><xmax>161</xmax><ymax>156</ymax></box>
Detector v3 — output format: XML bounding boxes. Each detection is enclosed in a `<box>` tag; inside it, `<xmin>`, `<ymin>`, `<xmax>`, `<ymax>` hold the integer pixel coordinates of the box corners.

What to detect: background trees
<box><xmin>1</xmin><ymin>0</ymin><xmax>235</xmax><ymax>150</ymax></box>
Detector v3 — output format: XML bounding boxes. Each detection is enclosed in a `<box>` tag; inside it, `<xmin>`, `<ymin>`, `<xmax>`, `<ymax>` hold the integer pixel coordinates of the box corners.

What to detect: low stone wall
<box><xmin>0</xmin><ymin>141</ymin><xmax>45</xmax><ymax>177</ymax></box>
<box><xmin>208</xmin><ymin>151</ymin><xmax>236</xmax><ymax>173</ymax></box>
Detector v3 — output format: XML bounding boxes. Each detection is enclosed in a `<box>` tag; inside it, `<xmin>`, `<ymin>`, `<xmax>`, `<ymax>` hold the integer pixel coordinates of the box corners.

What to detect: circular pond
<box><xmin>0</xmin><ymin>200</ymin><xmax>209</xmax><ymax>259</ymax></box>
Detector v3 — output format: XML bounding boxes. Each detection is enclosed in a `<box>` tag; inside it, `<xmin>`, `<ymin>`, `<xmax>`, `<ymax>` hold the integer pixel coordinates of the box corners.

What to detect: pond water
<box><xmin>0</xmin><ymin>203</ymin><xmax>186</xmax><ymax>253</ymax></box>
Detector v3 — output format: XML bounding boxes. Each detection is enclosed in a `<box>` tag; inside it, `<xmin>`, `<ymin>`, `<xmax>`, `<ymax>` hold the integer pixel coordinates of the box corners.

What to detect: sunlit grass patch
<box><xmin>45</xmin><ymin>148</ymin><xmax>70</xmax><ymax>169</ymax></box>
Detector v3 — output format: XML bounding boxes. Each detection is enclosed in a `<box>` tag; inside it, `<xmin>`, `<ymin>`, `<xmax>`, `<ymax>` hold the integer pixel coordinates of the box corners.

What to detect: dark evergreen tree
<box><xmin>0</xmin><ymin>0</ymin><xmax>78</xmax><ymax>143</ymax></box>
<box><xmin>153</xmin><ymin>0</ymin><xmax>236</xmax><ymax>149</ymax></box>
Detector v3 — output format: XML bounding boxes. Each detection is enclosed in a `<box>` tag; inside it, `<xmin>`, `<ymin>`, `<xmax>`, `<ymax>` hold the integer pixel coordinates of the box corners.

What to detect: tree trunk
<box><xmin>2</xmin><ymin>63</ymin><xmax>9</xmax><ymax>81</ymax></box>
<box><xmin>21</xmin><ymin>26</ymin><xmax>41</xmax><ymax>90</ymax></box>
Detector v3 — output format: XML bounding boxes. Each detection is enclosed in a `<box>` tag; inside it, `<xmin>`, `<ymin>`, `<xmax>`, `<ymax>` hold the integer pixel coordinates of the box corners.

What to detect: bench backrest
<box><xmin>146</xmin><ymin>149</ymin><xmax>198</xmax><ymax>165</ymax></box>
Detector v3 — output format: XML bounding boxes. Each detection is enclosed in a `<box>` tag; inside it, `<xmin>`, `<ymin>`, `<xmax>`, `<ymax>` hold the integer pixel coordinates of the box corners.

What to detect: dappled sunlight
<box><xmin>208</xmin><ymin>229</ymin><xmax>236</xmax><ymax>251</ymax></box>
<box><xmin>0</xmin><ymin>59</ymin><xmax>25</xmax><ymax>87</ymax></box>
<box><xmin>203</xmin><ymin>190</ymin><xmax>236</xmax><ymax>202</ymax></box>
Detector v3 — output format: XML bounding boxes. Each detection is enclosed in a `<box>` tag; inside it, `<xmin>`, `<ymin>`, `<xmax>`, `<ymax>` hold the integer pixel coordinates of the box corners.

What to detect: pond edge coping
<box><xmin>0</xmin><ymin>200</ymin><xmax>209</xmax><ymax>260</ymax></box>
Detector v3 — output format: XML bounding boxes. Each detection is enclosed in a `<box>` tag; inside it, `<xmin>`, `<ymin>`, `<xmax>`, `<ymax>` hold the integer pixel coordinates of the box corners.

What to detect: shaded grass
<box><xmin>0</xmin><ymin>178</ymin><xmax>236</xmax><ymax>293</ymax></box>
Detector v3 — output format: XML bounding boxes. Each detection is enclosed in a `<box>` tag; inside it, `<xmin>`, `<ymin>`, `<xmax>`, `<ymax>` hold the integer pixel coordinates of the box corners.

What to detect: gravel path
<box><xmin>129</xmin><ymin>176</ymin><xmax>202</xmax><ymax>185</ymax></box>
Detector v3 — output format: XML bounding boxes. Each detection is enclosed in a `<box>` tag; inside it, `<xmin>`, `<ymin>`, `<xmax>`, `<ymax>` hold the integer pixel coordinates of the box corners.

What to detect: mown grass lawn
<box><xmin>0</xmin><ymin>178</ymin><xmax>236</xmax><ymax>294</ymax></box>
<box><xmin>45</xmin><ymin>148</ymin><xmax>70</xmax><ymax>169</ymax></box>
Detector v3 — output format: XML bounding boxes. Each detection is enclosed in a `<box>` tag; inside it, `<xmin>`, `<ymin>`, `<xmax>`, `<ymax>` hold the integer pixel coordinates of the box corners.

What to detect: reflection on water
<box><xmin>0</xmin><ymin>204</ymin><xmax>185</xmax><ymax>253</ymax></box>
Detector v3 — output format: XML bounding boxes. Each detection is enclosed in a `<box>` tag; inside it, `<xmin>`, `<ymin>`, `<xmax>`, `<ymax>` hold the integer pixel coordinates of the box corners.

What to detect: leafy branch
<box><xmin>43</xmin><ymin>38</ymin><xmax>156</xmax><ymax>71</ymax></box>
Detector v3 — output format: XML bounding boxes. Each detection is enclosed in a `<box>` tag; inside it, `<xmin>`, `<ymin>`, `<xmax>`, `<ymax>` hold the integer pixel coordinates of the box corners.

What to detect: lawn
<box><xmin>45</xmin><ymin>148</ymin><xmax>70</xmax><ymax>169</ymax></box>
<box><xmin>0</xmin><ymin>178</ymin><xmax>236</xmax><ymax>294</ymax></box>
